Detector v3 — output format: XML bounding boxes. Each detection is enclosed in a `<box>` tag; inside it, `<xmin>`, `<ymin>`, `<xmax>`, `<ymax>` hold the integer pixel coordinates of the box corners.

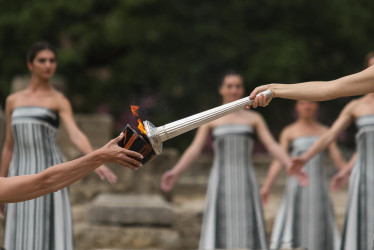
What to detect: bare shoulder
<box><xmin>280</xmin><ymin>122</ymin><xmax>297</xmax><ymax>139</ymax></box>
<box><xmin>5</xmin><ymin>92</ymin><xmax>22</xmax><ymax>110</ymax></box>
<box><xmin>53</xmin><ymin>90</ymin><xmax>71</xmax><ymax>108</ymax></box>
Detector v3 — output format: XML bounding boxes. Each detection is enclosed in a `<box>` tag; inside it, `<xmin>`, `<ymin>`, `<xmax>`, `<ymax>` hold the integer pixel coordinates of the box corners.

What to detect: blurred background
<box><xmin>0</xmin><ymin>0</ymin><xmax>374</xmax><ymax>249</ymax></box>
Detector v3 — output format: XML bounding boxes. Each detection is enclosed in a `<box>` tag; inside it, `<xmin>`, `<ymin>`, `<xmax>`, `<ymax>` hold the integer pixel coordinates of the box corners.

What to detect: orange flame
<box><xmin>131</xmin><ymin>105</ymin><xmax>147</xmax><ymax>135</ymax></box>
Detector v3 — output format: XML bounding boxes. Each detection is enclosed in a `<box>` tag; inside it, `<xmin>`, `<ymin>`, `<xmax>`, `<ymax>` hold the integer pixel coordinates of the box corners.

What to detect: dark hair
<box><xmin>219</xmin><ymin>70</ymin><xmax>243</xmax><ymax>87</ymax></box>
<box><xmin>365</xmin><ymin>51</ymin><xmax>374</xmax><ymax>68</ymax></box>
<box><xmin>27</xmin><ymin>41</ymin><xmax>57</xmax><ymax>62</ymax></box>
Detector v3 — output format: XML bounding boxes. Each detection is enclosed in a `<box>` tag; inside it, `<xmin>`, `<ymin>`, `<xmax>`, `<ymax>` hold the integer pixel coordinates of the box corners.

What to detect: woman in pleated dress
<box><xmin>160</xmin><ymin>71</ymin><xmax>304</xmax><ymax>250</ymax></box>
<box><xmin>288</xmin><ymin>52</ymin><xmax>374</xmax><ymax>250</ymax></box>
<box><xmin>261</xmin><ymin>100</ymin><xmax>346</xmax><ymax>250</ymax></box>
<box><xmin>0</xmin><ymin>41</ymin><xmax>117</xmax><ymax>250</ymax></box>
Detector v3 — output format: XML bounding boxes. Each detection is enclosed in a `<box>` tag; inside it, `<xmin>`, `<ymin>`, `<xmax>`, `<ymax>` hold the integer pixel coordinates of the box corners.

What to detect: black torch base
<box><xmin>118</xmin><ymin>124</ymin><xmax>156</xmax><ymax>165</ymax></box>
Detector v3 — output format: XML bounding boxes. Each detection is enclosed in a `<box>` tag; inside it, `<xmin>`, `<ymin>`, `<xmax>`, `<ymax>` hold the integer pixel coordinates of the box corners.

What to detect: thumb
<box><xmin>113</xmin><ymin>132</ymin><xmax>124</xmax><ymax>143</ymax></box>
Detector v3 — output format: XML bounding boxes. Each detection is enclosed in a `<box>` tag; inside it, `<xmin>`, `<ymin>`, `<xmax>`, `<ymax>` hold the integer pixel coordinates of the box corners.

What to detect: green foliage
<box><xmin>0</xmin><ymin>0</ymin><xmax>373</xmax><ymax>148</ymax></box>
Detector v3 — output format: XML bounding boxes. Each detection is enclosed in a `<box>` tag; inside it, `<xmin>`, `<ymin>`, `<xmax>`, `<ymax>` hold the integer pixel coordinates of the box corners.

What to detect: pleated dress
<box><xmin>4</xmin><ymin>106</ymin><xmax>74</xmax><ymax>250</ymax></box>
<box><xmin>340</xmin><ymin>115</ymin><xmax>374</xmax><ymax>250</ymax></box>
<box><xmin>270</xmin><ymin>136</ymin><xmax>340</xmax><ymax>250</ymax></box>
<box><xmin>199</xmin><ymin>124</ymin><xmax>268</xmax><ymax>250</ymax></box>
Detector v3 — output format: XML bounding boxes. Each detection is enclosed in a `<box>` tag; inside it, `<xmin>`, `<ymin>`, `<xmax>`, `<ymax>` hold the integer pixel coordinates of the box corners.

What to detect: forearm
<box><xmin>262</xmin><ymin>160</ymin><xmax>283</xmax><ymax>191</ymax></box>
<box><xmin>0</xmin><ymin>150</ymin><xmax>105</xmax><ymax>203</ymax></box>
<box><xmin>171</xmin><ymin>147</ymin><xmax>201</xmax><ymax>175</ymax></box>
<box><xmin>0</xmin><ymin>146</ymin><xmax>13</xmax><ymax>177</ymax></box>
<box><xmin>270</xmin><ymin>66</ymin><xmax>374</xmax><ymax>101</ymax></box>
<box><xmin>303</xmin><ymin>133</ymin><xmax>335</xmax><ymax>161</ymax></box>
<box><xmin>267</xmin><ymin>143</ymin><xmax>291</xmax><ymax>168</ymax></box>
<box><xmin>71</xmin><ymin>132</ymin><xmax>94</xmax><ymax>155</ymax></box>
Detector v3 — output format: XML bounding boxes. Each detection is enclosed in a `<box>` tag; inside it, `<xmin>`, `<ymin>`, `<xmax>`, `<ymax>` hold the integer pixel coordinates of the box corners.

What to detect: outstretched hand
<box><xmin>294</xmin><ymin>170</ymin><xmax>309</xmax><ymax>187</ymax></box>
<box><xmin>95</xmin><ymin>165</ymin><xmax>118</xmax><ymax>184</ymax></box>
<box><xmin>260</xmin><ymin>187</ymin><xmax>270</xmax><ymax>206</ymax></box>
<box><xmin>330</xmin><ymin>169</ymin><xmax>350</xmax><ymax>191</ymax></box>
<box><xmin>161</xmin><ymin>170</ymin><xmax>179</xmax><ymax>192</ymax></box>
<box><xmin>248</xmin><ymin>85</ymin><xmax>273</xmax><ymax>109</ymax></box>
<box><xmin>99</xmin><ymin>133</ymin><xmax>143</xmax><ymax>171</ymax></box>
<box><xmin>287</xmin><ymin>156</ymin><xmax>307</xmax><ymax>175</ymax></box>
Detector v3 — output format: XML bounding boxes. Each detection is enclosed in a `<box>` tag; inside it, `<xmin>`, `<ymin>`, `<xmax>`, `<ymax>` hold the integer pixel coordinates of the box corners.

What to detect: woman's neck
<box><xmin>27</xmin><ymin>75</ymin><xmax>51</xmax><ymax>92</ymax></box>
<box><xmin>297</xmin><ymin>116</ymin><xmax>316</xmax><ymax>125</ymax></box>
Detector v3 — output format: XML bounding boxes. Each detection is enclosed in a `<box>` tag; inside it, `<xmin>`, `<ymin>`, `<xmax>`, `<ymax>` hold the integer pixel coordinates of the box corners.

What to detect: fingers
<box><xmin>122</xmin><ymin>148</ymin><xmax>144</xmax><ymax>160</ymax></box>
<box><xmin>250</xmin><ymin>86</ymin><xmax>268</xmax><ymax>100</ymax></box>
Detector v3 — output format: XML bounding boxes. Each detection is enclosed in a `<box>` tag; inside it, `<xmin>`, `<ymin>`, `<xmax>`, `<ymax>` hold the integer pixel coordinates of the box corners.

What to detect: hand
<box><xmin>249</xmin><ymin>85</ymin><xmax>274</xmax><ymax>108</ymax></box>
<box><xmin>330</xmin><ymin>169</ymin><xmax>350</xmax><ymax>191</ymax></box>
<box><xmin>0</xmin><ymin>204</ymin><xmax>5</xmax><ymax>216</ymax></box>
<box><xmin>98</xmin><ymin>133</ymin><xmax>143</xmax><ymax>171</ymax></box>
<box><xmin>260</xmin><ymin>186</ymin><xmax>270</xmax><ymax>206</ymax></box>
<box><xmin>161</xmin><ymin>170</ymin><xmax>179</xmax><ymax>192</ymax></box>
<box><xmin>295</xmin><ymin>170</ymin><xmax>309</xmax><ymax>187</ymax></box>
<box><xmin>94</xmin><ymin>165</ymin><xmax>118</xmax><ymax>184</ymax></box>
<box><xmin>287</xmin><ymin>156</ymin><xmax>307</xmax><ymax>175</ymax></box>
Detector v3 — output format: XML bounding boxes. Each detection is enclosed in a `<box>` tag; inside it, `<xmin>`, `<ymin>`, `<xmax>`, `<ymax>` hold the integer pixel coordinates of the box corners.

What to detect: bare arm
<box><xmin>330</xmin><ymin>153</ymin><xmax>357</xmax><ymax>191</ymax></box>
<box><xmin>261</xmin><ymin>129</ymin><xmax>290</xmax><ymax>194</ymax></box>
<box><xmin>249</xmin><ymin>65</ymin><xmax>374</xmax><ymax>107</ymax></box>
<box><xmin>58</xmin><ymin>95</ymin><xmax>117</xmax><ymax>183</ymax></box>
<box><xmin>327</xmin><ymin>141</ymin><xmax>347</xmax><ymax>170</ymax></box>
<box><xmin>288</xmin><ymin>101</ymin><xmax>355</xmax><ymax>174</ymax></box>
<box><xmin>0</xmin><ymin>134</ymin><xmax>143</xmax><ymax>203</ymax></box>
<box><xmin>255</xmin><ymin>114</ymin><xmax>291</xmax><ymax>167</ymax></box>
<box><xmin>161</xmin><ymin>124</ymin><xmax>211</xmax><ymax>191</ymax></box>
<box><xmin>0</xmin><ymin>96</ymin><xmax>15</xmax><ymax>178</ymax></box>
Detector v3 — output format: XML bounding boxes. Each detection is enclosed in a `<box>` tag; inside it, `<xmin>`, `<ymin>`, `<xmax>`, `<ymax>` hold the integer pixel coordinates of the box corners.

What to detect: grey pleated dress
<box><xmin>270</xmin><ymin>136</ymin><xmax>340</xmax><ymax>250</ymax></box>
<box><xmin>4</xmin><ymin>106</ymin><xmax>74</xmax><ymax>250</ymax></box>
<box><xmin>199</xmin><ymin>124</ymin><xmax>268</xmax><ymax>250</ymax></box>
<box><xmin>340</xmin><ymin>115</ymin><xmax>374</xmax><ymax>250</ymax></box>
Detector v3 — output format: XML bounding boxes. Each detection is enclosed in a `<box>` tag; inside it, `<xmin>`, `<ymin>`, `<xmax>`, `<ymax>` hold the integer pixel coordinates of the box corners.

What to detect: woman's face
<box><xmin>219</xmin><ymin>75</ymin><xmax>244</xmax><ymax>103</ymax></box>
<box><xmin>296</xmin><ymin>100</ymin><xmax>318</xmax><ymax>119</ymax></box>
<box><xmin>27</xmin><ymin>49</ymin><xmax>57</xmax><ymax>80</ymax></box>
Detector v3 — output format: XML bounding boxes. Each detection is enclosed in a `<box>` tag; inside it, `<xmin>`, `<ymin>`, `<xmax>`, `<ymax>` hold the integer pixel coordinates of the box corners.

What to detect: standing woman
<box><xmin>160</xmin><ymin>71</ymin><xmax>297</xmax><ymax>250</ymax></box>
<box><xmin>288</xmin><ymin>53</ymin><xmax>374</xmax><ymax>250</ymax></box>
<box><xmin>261</xmin><ymin>100</ymin><xmax>346</xmax><ymax>250</ymax></box>
<box><xmin>0</xmin><ymin>41</ymin><xmax>117</xmax><ymax>250</ymax></box>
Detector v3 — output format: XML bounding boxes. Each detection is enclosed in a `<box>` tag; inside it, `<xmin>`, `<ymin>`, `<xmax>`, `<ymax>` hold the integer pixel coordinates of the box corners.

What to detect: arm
<box><xmin>249</xmin><ymin>65</ymin><xmax>374</xmax><ymax>107</ymax></box>
<box><xmin>161</xmin><ymin>124</ymin><xmax>211</xmax><ymax>191</ymax></box>
<box><xmin>254</xmin><ymin>114</ymin><xmax>291</xmax><ymax>167</ymax></box>
<box><xmin>327</xmin><ymin>141</ymin><xmax>347</xmax><ymax>170</ymax></box>
<box><xmin>330</xmin><ymin>153</ymin><xmax>357</xmax><ymax>191</ymax></box>
<box><xmin>58</xmin><ymin>95</ymin><xmax>117</xmax><ymax>183</ymax></box>
<box><xmin>260</xmin><ymin>129</ymin><xmax>290</xmax><ymax>205</ymax></box>
<box><xmin>0</xmin><ymin>96</ymin><xmax>15</xmax><ymax>178</ymax></box>
<box><xmin>288</xmin><ymin>102</ymin><xmax>355</xmax><ymax>175</ymax></box>
<box><xmin>0</xmin><ymin>134</ymin><xmax>143</xmax><ymax>203</ymax></box>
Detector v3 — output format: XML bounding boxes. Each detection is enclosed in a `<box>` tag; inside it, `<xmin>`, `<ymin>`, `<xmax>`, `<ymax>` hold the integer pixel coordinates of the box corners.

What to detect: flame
<box><xmin>131</xmin><ymin>105</ymin><xmax>147</xmax><ymax>135</ymax></box>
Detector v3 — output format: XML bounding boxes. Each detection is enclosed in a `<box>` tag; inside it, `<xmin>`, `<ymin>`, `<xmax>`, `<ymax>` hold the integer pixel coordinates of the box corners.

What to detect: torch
<box><xmin>119</xmin><ymin>90</ymin><xmax>272</xmax><ymax>164</ymax></box>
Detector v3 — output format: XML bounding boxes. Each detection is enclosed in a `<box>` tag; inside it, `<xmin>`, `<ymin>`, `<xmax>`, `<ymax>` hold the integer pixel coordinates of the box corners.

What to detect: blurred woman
<box><xmin>288</xmin><ymin>52</ymin><xmax>374</xmax><ymax>250</ymax></box>
<box><xmin>0</xmin><ymin>41</ymin><xmax>117</xmax><ymax>250</ymax></box>
<box><xmin>160</xmin><ymin>71</ymin><xmax>299</xmax><ymax>250</ymax></box>
<box><xmin>261</xmin><ymin>100</ymin><xmax>346</xmax><ymax>250</ymax></box>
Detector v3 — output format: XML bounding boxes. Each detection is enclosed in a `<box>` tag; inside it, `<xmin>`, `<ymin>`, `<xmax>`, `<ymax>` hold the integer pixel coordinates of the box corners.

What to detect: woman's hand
<box><xmin>161</xmin><ymin>170</ymin><xmax>179</xmax><ymax>192</ymax></box>
<box><xmin>98</xmin><ymin>133</ymin><xmax>143</xmax><ymax>171</ymax></box>
<box><xmin>0</xmin><ymin>203</ymin><xmax>5</xmax><ymax>216</ymax></box>
<box><xmin>249</xmin><ymin>85</ymin><xmax>274</xmax><ymax>108</ymax></box>
<box><xmin>260</xmin><ymin>186</ymin><xmax>270</xmax><ymax>206</ymax></box>
<box><xmin>287</xmin><ymin>156</ymin><xmax>307</xmax><ymax>175</ymax></box>
<box><xmin>330</xmin><ymin>168</ymin><xmax>351</xmax><ymax>191</ymax></box>
<box><xmin>294</xmin><ymin>170</ymin><xmax>309</xmax><ymax>187</ymax></box>
<box><xmin>94</xmin><ymin>165</ymin><xmax>118</xmax><ymax>184</ymax></box>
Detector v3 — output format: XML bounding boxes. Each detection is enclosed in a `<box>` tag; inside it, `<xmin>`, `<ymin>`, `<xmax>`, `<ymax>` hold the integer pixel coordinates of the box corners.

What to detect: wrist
<box><xmin>90</xmin><ymin>149</ymin><xmax>106</xmax><ymax>166</ymax></box>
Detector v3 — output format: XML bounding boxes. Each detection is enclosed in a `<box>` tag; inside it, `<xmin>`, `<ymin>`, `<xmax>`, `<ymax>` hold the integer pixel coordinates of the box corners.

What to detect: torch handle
<box><xmin>157</xmin><ymin>89</ymin><xmax>272</xmax><ymax>142</ymax></box>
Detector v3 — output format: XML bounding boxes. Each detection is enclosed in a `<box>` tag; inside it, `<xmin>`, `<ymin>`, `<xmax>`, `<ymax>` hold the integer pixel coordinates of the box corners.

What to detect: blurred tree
<box><xmin>0</xmin><ymin>0</ymin><xmax>373</xmax><ymax>149</ymax></box>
